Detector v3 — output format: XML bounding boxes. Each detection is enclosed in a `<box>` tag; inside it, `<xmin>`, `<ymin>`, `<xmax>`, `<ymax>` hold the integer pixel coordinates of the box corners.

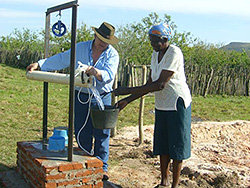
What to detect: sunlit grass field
<box><xmin>0</xmin><ymin>63</ymin><xmax>250</xmax><ymax>172</ymax></box>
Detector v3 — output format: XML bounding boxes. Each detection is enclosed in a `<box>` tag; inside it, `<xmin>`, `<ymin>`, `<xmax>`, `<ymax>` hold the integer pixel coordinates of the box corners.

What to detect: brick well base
<box><xmin>16</xmin><ymin>141</ymin><xmax>103</xmax><ymax>188</ymax></box>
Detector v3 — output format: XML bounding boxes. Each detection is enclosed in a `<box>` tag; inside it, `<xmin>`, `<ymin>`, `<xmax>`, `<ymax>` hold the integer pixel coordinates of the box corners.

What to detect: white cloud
<box><xmin>80</xmin><ymin>0</ymin><xmax>250</xmax><ymax>18</ymax></box>
<box><xmin>1</xmin><ymin>0</ymin><xmax>249</xmax><ymax>18</ymax></box>
<box><xmin>0</xmin><ymin>8</ymin><xmax>41</xmax><ymax>18</ymax></box>
<box><xmin>0</xmin><ymin>0</ymin><xmax>66</xmax><ymax>6</ymax></box>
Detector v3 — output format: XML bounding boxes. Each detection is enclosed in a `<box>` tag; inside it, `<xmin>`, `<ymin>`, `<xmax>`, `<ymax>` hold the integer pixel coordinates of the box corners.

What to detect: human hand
<box><xmin>85</xmin><ymin>66</ymin><xmax>102</xmax><ymax>81</ymax></box>
<box><xmin>85</xmin><ymin>66</ymin><xmax>96</xmax><ymax>76</ymax></box>
<box><xmin>115</xmin><ymin>99</ymin><xmax>128</xmax><ymax>111</ymax></box>
<box><xmin>26</xmin><ymin>62</ymin><xmax>39</xmax><ymax>72</ymax></box>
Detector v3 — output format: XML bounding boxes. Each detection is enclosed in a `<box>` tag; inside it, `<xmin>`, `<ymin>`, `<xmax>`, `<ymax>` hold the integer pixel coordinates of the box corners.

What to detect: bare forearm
<box><xmin>123</xmin><ymin>80</ymin><xmax>167</xmax><ymax>95</ymax></box>
<box><xmin>123</xmin><ymin>93</ymin><xmax>145</xmax><ymax>104</ymax></box>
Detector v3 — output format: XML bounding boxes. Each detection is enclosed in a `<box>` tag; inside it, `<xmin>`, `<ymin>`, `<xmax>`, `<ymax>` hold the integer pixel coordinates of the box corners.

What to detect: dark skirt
<box><xmin>153</xmin><ymin>97</ymin><xmax>191</xmax><ymax>160</ymax></box>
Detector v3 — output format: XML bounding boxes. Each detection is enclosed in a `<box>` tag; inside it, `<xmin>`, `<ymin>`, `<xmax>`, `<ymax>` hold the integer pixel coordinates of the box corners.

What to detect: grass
<box><xmin>191</xmin><ymin>95</ymin><xmax>250</xmax><ymax>121</ymax></box>
<box><xmin>0</xmin><ymin>63</ymin><xmax>250</xmax><ymax>172</ymax></box>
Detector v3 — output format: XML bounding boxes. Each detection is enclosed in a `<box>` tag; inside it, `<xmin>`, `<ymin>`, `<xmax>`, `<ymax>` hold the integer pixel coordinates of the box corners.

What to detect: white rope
<box><xmin>74</xmin><ymin>61</ymin><xmax>95</xmax><ymax>156</ymax></box>
<box><xmin>76</xmin><ymin>88</ymin><xmax>94</xmax><ymax>156</ymax></box>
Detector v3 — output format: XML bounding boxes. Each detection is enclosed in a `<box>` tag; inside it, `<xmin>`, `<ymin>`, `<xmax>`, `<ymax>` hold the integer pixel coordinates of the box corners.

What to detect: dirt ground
<box><xmin>0</xmin><ymin>120</ymin><xmax>249</xmax><ymax>188</ymax></box>
<box><xmin>107</xmin><ymin>120</ymin><xmax>250</xmax><ymax>188</ymax></box>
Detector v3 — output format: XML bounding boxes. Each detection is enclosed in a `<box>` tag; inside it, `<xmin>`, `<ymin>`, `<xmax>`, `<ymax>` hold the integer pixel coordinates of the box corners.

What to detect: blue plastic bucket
<box><xmin>48</xmin><ymin>127</ymin><xmax>68</xmax><ymax>152</ymax></box>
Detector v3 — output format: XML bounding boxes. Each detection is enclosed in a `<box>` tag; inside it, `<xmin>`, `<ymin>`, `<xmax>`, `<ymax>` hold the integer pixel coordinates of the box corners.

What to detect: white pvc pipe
<box><xmin>26</xmin><ymin>71</ymin><xmax>93</xmax><ymax>87</ymax></box>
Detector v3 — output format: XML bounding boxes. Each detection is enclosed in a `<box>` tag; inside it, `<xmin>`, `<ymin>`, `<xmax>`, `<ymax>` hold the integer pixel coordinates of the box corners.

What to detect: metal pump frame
<box><xmin>42</xmin><ymin>0</ymin><xmax>78</xmax><ymax>161</ymax></box>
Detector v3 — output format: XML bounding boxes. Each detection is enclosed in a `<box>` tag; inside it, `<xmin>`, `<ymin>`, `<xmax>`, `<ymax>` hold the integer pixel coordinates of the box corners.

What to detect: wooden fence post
<box><xmin>125</xmin><ymin>64</ymin><xmax>130</xmax><ymax>87</ymax></box>
<box><xmin>134</xmin><ymin>66</ymin><xmax>138</xmax><ymax>86</ymax></box>
<box><xmin>111</xmin><ymin>74</ymin><xmax>118</xmax><ymax>137</ymax></box>
<box><xmin>138</xmin><ymin>65</ymin><xmax>147</xmax><ymax>145</ymax></box>
<box><xmin>131</xmin><ymin>65</ymin><xmax>135</xmax><ymax>87</ymax></box>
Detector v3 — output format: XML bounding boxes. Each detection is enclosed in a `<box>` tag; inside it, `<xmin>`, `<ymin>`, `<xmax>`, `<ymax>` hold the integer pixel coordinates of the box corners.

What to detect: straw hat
<box><xmin>92</xmin><ymin>22</ymin><xmax>118</xmax><ymax>45</ymax></box>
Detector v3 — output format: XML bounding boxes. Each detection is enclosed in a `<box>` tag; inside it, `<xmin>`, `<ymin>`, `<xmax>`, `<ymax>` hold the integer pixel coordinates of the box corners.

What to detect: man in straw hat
<box><xmin>26</xmin><ymin>22</ymin><xmax>119</xmax><ymax>178</ymax></box>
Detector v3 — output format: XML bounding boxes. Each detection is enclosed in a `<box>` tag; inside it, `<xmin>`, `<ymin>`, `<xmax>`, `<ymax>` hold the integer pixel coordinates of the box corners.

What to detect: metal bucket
<box><xmin>90</xmin><ymin>105</ymin><xmax>119</xmax><ymax>129</ymax></box>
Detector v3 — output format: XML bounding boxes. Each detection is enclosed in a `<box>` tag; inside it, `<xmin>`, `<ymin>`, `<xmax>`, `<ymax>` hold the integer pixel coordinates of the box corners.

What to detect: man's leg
<box><xmin>93</xmin><ymin>128</ymin><xmax>110</xmax><ymax>172</ymax></box>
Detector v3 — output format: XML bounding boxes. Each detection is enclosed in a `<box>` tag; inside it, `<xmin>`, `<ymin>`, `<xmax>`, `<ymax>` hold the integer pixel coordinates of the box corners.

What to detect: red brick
<box><xmin>94</xmin><ymin>181</ymin><xmax>103</xmax><ymax>188</ymax></box>
<box><xmin>42</xmin><ymin>165</ymin><xmax>58</xmax><ymax>174</ymax></box>
<box><xmin>76</xmin><ymin>185</ymin><xmax>92</xmax><ymax>188</ymax></box>
<box><xmin>93</xmin><ymin>168</ymin><xmax>103</xmax><ymax>174</ymax></box>
<box><xmin>26</xmin><ymin>149</ymin><xmax>37</xmax><ymax>158</ymax></box>
<box><xmin>72</xmin><ymin>162</ymin><xmax>83</xmax><ymax>170</ymax></box>
<box><xmin>17</xmin><ymin>150</ymin><xmax>26</xmax><ymax>160</ymax></box>
<box><xmin>95</xmin><ymin>175</ymin><xmax>103</xmax><ymax>181</ymax></box>
<box><xmin>85</xmin><ymin>159</ymin><xmax>103</xmax><ymax>168</ymax></box>
<box><xmin>75</xmin><ymin>170</ymin><xmax>93</xmax><ymax>177</ymax></box>
<box><xmin>45</xmin><ymin>173</ymin><xmax>66</xmax><ymax>181</ymax></box>
<box><xmin>17</xmin><ymin>141</ymin><xmax>26</xmax><ymax>150</ymax></box>
<box><xmin>58</xmin><ymin>163</ymin><xmax>74</xmax><ymax>172</ymax></box>
<box><xmin>30</xmin><ymin>170</ymin><xmax>38</xmax><ymax>180</ymax></box>
<box><xmin>17</xmin><ymin>144</ymin><xmax>29</xmax><ymax>156</ymax></box>
<box><xmin>69</xmin><ymin>173</ymin><xmax>75</xmax><ymax>179</ymax></box>
<box><xmin>37</xmin><ymin>176</ymin><xmax>44</xmax><ymax>186</ymax></box>
<box><xmin>44</xmin><ymin>182</ymin><xmax>57</xmax><ymax>188</ymax></box>
<box><xmin>17</xmin><ymin>142</ymin><xmax>105</xmax><ymax>188</ymax></box>
<box><xmin>82</xmin><ymin>177</ymin><xmax>91</xmax><ymax>184</ymax></box>
<box><xmin>36</xmin><ymin>168</ymin><xmax>46</xmax><ymax>178</ymax></box>
<box><xmin>26</xmin><ymin>171</ymin><xmax>35</xmax><ymax>182</ymax></box>
<box><xmin>26</xmin><ymin>158</ymin><xmax>35</xmax><ymax>170</ymax></box>
<box><xmin>18</xmin><ymin>158</ymin><xmax>27</xmax><ymax>171</ymax></box>
<box><xmin>29</xmin><ymin>180</ymin><xmax>41</xmax><ymax>188</ymax></box>
<box><xmin>23</xmin><ymin>145</ymin><xmax>36</xmax><ymax>157</ymax></box>
<box><xmin>33</xmin><ymin>158</ymin><xmax>44</xmax><ymax>167</ymax></box>
<box><xmin>18</xmin><ymin>157</ymin><xmax>26</xmax><ymax>165</ymax></box>
<box><xmin>26</xmin><ymin>172</ymin><xmax>39</xmax><ymax>188</ymax></box>
<box><xmin>57</xmin><ymin>179</ymin><xmax>80</xmax><ymax>186</ymax></box>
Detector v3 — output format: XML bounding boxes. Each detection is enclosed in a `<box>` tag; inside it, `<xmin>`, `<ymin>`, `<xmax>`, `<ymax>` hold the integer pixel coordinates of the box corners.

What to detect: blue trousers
<box><xmin>74</xmin><ymin>90</ymin><xmax>111</xmax><ymax>172</ymax></box>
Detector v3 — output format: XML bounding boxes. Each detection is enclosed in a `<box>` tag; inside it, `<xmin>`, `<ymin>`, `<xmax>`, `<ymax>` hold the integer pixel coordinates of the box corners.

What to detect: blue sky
<box><xmin>0</xmin><ymin>0</ymin><xmax>250</xmax><ymax>45</ymax></box>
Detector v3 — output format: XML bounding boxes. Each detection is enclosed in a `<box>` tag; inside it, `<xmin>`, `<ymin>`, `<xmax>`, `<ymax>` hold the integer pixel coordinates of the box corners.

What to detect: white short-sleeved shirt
<box><xmin>150</xmin><ymin>44</ymin><xmax>192</xmax><ymax>111</ymax></box>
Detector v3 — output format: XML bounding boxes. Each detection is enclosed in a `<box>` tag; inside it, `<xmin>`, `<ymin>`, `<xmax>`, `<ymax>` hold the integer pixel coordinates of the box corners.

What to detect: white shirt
<box><xmin>150</xmin><ymin>44</ymin><xmax>192</xmax><ymax>111</ymax></box>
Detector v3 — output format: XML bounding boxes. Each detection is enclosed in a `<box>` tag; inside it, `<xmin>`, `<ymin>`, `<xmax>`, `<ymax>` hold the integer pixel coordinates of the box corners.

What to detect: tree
<box><xmin>0</xmin><ymin>28</ymin><xmax>43</xmax><ymax>68</ymax></box>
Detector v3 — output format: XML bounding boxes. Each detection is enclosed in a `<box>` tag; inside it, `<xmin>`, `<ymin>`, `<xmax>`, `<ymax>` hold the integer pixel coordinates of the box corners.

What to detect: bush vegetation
<box><xmin>1</xmin><ymin>12</ymin><xmax>250</xmax><ymax>96</ymax></box>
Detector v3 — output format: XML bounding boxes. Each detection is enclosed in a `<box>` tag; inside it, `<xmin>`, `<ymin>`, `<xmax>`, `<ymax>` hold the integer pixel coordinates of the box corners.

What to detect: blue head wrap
<box><xmin>148</xmin><ymin>23</ymin><xmax>172</xmax><ymax>41</ymax></box>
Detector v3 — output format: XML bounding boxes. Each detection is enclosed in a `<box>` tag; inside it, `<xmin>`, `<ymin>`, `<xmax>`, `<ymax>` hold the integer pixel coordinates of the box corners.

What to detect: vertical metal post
<box><xmin>42</xmin><ymin>0</ymin><xmax>78</xmax><ymax>159</ymax></box>
<box><xmin>42</xmin><ymin>12</ymin><xmax>51</xmax><ymax>149</ymax></box>
<box><xmin>68</xmin><ymin>3</ymin><xmax>77</xmax><ymax>161</ymax></box>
